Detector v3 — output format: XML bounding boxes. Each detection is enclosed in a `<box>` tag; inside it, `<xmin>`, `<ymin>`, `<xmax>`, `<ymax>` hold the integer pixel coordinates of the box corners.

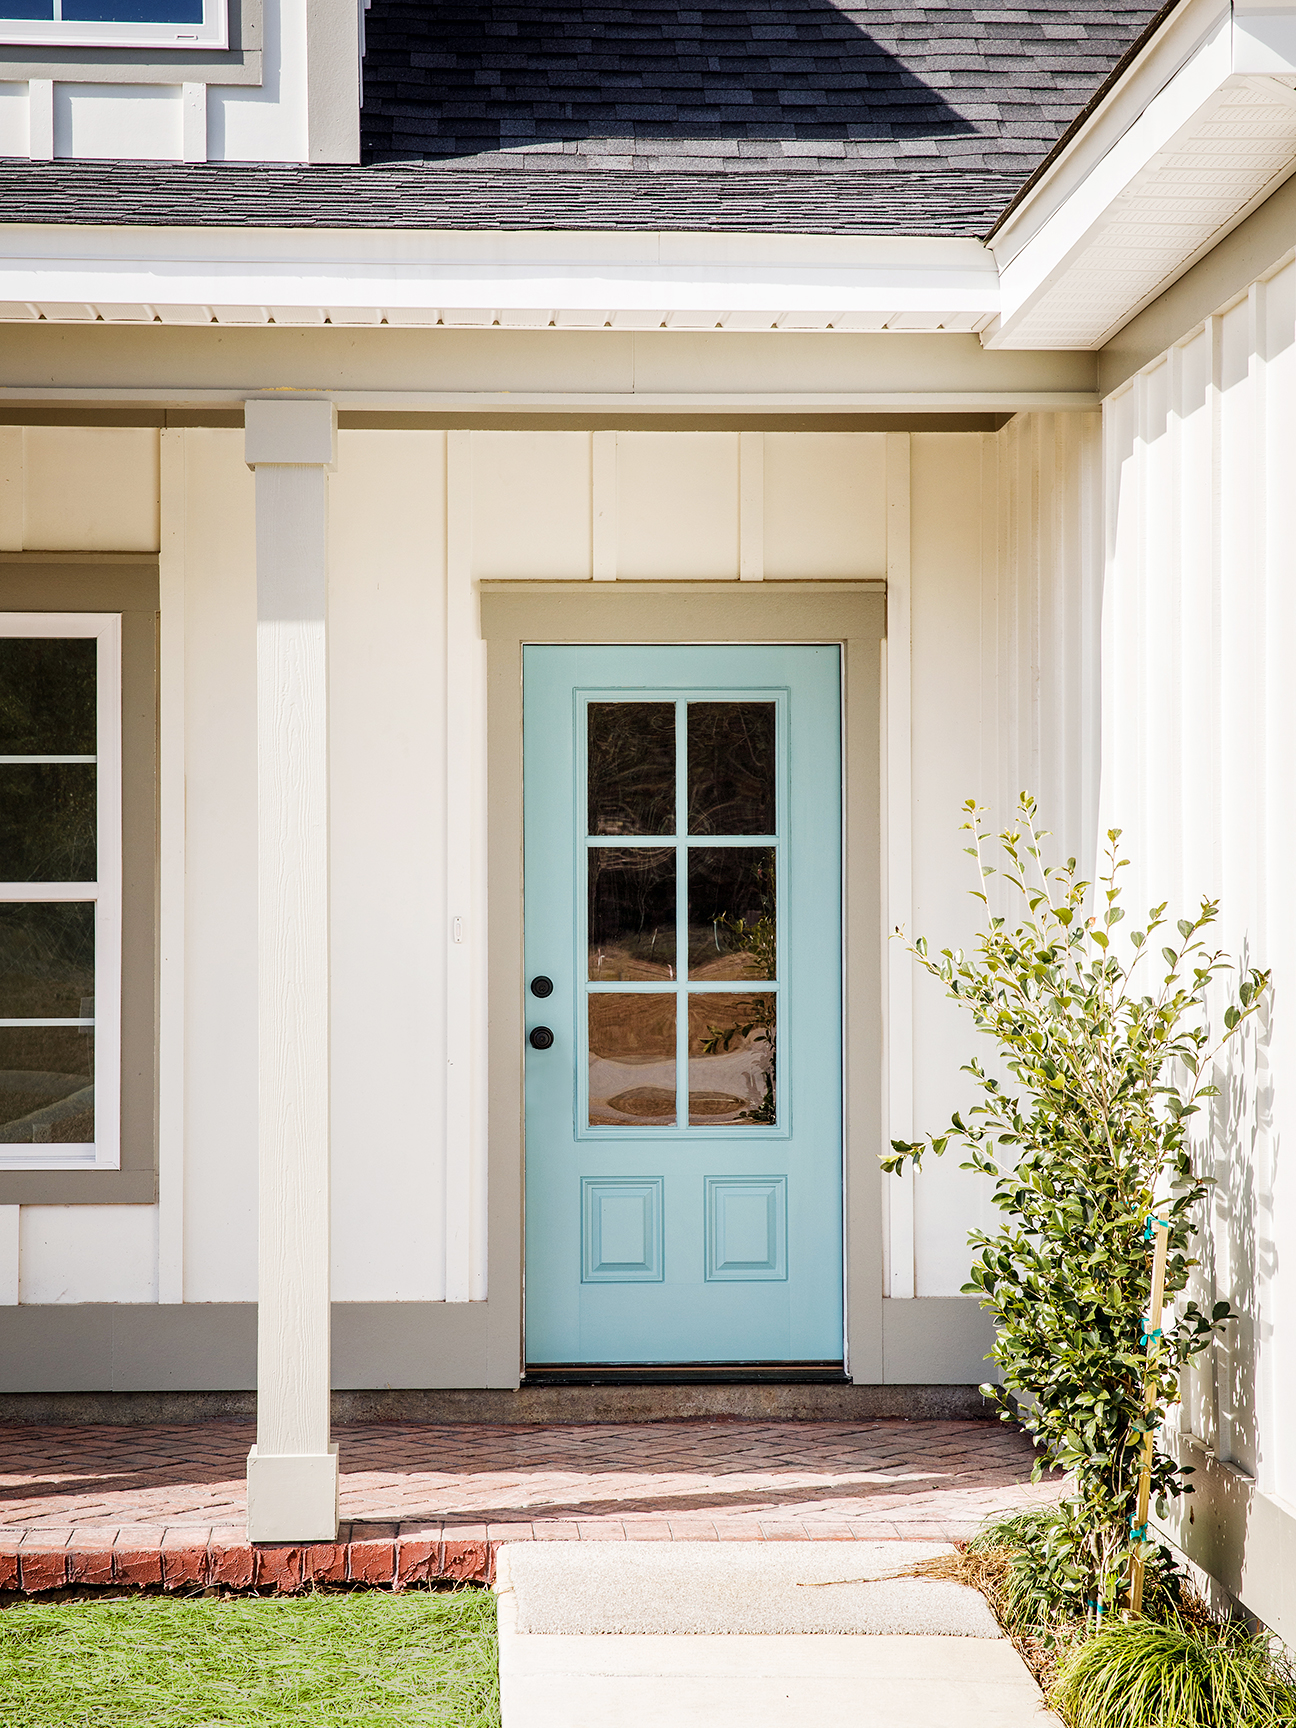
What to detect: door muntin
<box><xmin>580</xmin><ymin>687</ymin><xmax>787</xmax><ymax>1142</ymax></box>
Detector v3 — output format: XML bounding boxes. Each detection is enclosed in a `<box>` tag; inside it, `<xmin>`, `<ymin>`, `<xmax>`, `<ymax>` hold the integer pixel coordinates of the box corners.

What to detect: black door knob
<box><xmin>529</xmin><ymin>1026</ymin><xmax>555</xmax><ymax>1050</ymax></box>
<box><xmin>530</xmin><ymin>976</ymin><xmax>554</xmax><ymax>998</ymax></box>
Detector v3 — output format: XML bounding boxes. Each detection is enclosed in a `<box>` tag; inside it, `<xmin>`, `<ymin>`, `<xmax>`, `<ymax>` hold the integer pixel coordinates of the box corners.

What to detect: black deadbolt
<box><xmin>530</xmin><ymin>975</ymin><xmax>554</xmax><ymax>998</ymax></box>
<box><xmin>529</xmin><ymin>1026</ymin><xmax>555</xmax><ymax>1050</ymax></box>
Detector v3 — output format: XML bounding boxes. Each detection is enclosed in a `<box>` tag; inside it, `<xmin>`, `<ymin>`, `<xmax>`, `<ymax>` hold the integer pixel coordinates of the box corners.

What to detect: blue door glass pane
<box><xmin>62</xmin><ymin>0</ymin><xmax>203</xmax><ymax>18</ymax></box>
<box><xmin>0</xmin><ymin>2</ymin><xmax>56</xmax><ymax>18</ymax></box>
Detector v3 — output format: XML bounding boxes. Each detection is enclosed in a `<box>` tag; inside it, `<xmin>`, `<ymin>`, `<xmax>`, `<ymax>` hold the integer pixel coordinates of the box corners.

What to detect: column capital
<box><xmin>244</xmin><ymin>399</ymin><xmax>337</xmax><ymax>470</ymax></box>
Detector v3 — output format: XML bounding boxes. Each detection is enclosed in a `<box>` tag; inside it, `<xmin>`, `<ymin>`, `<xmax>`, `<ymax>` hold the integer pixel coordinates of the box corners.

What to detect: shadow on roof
<box><xmin>360</xmin><ymin>0</ymin><xmax>976</xmax><ymax>164</ymax></box>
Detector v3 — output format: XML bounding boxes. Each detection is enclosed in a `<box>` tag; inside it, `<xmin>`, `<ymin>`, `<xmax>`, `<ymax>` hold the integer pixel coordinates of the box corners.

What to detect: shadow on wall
<box><xmin>1180</xmin><ymin>958</ymin><xmax>1269</xmax><ymax>1506</ymax></box>
<box><xmin>360</xmin><ymin>0</ymin><xmax>975</xmax><ymax>159</ymax></box>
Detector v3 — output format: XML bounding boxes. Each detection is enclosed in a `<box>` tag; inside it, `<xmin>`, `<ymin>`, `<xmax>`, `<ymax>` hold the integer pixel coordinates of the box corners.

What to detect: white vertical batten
<box><xmin>739</xmin><ymin>430</ymin><xmax>764</xmax><ymax>580</ymax></box>
<box><xmin>181</xmin><ymin>83</ymin><xmax>207</xmax><ymax>164</ymax></box>
<box><xmin>884</xmin><ymin>431</ymin><xmax>915</xmax><ymax>1300</ymax></box>
<box><xmin>27</xmin><ymin>81</ymin><xmax>52</xmax><ymax>161</ymax></box>
<box><xmin>444</xmin><ymin>431</ymin><xmax>487</xmax><ymax>1300</ymax></box>
<box><xmin>592</xmin><ymin>430</ymin><xmax>617</xmax><ymax>580</ymax></box>
<box><xmin>0</xmin><ymin>1206</ymin><xmax>18</xmax><ymax>1304</ymax></box>
<box><xmin>157</xmin><ymin>429</ymin><xmax>186</xmax><ymax>1303</ymax></box>
<box><xmin>244</xmin><ymin>399</ymin><xmax>339</xmax><ymax>1543</ymax></box>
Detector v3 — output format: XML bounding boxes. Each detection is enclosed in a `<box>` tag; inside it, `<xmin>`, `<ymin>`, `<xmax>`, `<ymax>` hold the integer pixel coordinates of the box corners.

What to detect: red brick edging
<box><xmin>0</xmin><ymin>1524</ymin><xmax>494</xmax><ymax>1596</ymax></box>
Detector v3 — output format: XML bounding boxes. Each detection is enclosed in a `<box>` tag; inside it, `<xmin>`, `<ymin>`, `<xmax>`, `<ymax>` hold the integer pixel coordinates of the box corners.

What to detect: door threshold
<box><xmin>523</xmin><ymin>1361</ymin><xmax>849</xmax><ymax>1387</ymax></box>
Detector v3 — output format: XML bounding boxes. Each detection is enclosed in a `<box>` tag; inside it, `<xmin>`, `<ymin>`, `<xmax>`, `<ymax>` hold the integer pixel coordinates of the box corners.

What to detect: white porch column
<box><xmin>244</xmin><ymin>399</ymin><xmax>339</xmax><ymax>1543</ymax></box>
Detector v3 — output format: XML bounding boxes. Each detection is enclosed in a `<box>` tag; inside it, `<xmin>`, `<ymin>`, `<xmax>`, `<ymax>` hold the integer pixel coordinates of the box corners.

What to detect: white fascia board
<box><xmin>0</xmin><ymin>225</ymin><xmax>998</xmax><ymax>327</ymax></box>
<box><xmin>988</xmin><ymin>0</ymin><xmax>1296</xmax><ymax>348</ymax></box>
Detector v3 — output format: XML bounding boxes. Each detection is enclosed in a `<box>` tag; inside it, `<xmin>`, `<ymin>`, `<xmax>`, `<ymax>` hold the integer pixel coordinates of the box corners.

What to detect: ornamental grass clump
<box><xmin>1052</xmin><ymin>1616</ymin><xmax>1296</xmax><ymax>1728</ymax></box>
<box><xmin>883</xmin><ymin>797</ymin><xmax>1268</xmax><ymax>1620</ymax></box>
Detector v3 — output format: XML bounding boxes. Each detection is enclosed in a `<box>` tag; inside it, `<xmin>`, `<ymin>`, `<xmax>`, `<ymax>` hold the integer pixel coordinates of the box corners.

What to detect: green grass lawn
<box><xmin>0</xmin><ymin>1588</ymin><xmax>500</xmax><ymax>1727</ymax></box>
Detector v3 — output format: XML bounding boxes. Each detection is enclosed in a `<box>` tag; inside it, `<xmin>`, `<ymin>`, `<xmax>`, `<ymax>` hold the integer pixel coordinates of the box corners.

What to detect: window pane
<box><xmin>0</xmin><ymin>638</ymin><xmax>96</xmax><ymax>756</ymax></box>
<box><xmin>0</xmin><ymin>764</ymin><xmax>96</xmax><ymax>880</ymax></box>
<box><xmin>0</xmin><ymin>902</ymin><xmax>94</xmax><ymax>1019</ymax></box>
<box><xmin>688</xmin><ymin>847</ymin><xmax>775</xmax><ymax>980</ymax></box>
<box><xmin>62</xmin><ymin>0</ymin><xmax>202</xmax><ymax>16</ymax></box>
<box><xmin>688</xmin><ymin>992</ymin><xmax>775</xmax><ymax>1126</ymax></box>
<box><xmin>0</xmin><ymin>0</ymin><xmax>55</xmax><ymax>17</ymax></box>
<box><xmin>587</xmin><ymin>702</ymin><xmax>675</xmax><ymax>836</ymax></box>
<box><xmin>589</xmin><ymin>993</ymin><xmax>676</xmax><ymax>1127</ymax></box>
<box><xmin>588</xmin><ymin>847</ymin><xmax>675</xmax><ymax>981</ymax></box>
<box><xmin>687</xmin><ymin>702</ymin><xmax>775</xmax><ymax>835</ymax></box>
<box><xmin>0</xmin><ymin>1025</ymin><xmax>93</xmax><ymax>1144</ymax></box>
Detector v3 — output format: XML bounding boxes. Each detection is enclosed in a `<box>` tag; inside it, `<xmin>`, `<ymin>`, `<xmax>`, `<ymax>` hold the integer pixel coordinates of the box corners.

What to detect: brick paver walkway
<box><xmin>0</xmin><ymin>1419</ymin><xmax>1063</xmax><ymax>1594</ymax></box>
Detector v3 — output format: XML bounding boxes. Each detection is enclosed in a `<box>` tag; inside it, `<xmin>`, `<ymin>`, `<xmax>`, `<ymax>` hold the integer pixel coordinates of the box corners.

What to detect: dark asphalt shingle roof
<box><xmin>0</xmin><ymin>2</ymin><xmax>1176</xmax><ymax>235</ymax></box>
<box><xmin>361</xmin><ymin>0</ymin><xmax>1169</xmax><ymax>184</ymax></box>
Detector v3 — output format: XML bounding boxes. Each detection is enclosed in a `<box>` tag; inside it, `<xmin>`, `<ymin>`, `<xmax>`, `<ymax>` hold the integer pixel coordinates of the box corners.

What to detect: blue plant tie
<box><xmin>1140</xmin><ymin>1317</ymin><xmax>1163</xmax><ymax>1343</ymax></box>
<box><xmin>1130</xmin><ymin>1521</ymin><xmax>1148</xmax><ymax>1541</ymax></box>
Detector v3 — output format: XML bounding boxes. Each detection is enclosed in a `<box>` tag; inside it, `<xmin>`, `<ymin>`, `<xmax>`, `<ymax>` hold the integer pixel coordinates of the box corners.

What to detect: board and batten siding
<box><xmin>1102</xmin><ymin>256</ymin><xmax>1296</xmax><ymax>1635</ymax></box>
<box><xmin>0</xmin><ymin>420</ymin><xmax>1100</xmax><ymax>1355</ymax></box>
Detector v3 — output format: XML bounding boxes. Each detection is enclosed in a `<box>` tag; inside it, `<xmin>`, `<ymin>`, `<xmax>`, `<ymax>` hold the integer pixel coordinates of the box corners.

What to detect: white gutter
<box><xmin>0</xmin><ymin>228</ymin><xmax>998</xmax><ymax>333</ymax></box>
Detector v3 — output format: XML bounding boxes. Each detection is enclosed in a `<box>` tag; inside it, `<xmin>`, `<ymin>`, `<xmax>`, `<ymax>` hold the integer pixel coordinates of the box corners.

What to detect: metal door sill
<box><xmin>523</xmin><ymin>1361</ymin><xmax>849</xmax><ymax>1387</ymax></box>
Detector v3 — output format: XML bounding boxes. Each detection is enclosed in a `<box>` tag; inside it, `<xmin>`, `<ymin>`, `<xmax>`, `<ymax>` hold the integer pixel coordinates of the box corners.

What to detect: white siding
<box><xmin>906</xmin><ymin>414</ymin><xmax>1103</xmax><ymax>1296</ymax></box>
<box><xmin>0</xmin><ymin>420</ymin><xmax>1099</xmax><ymax>1340</ymax></box>
<box><xmin>1103</xmin><ymin>257</ymin><xmax>1296</xmax><ymax>1518</ymax></box>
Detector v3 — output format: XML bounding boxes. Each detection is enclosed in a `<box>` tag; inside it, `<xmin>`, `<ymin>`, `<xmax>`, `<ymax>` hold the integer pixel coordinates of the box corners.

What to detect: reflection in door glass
<box><xmin>687</xmin><ymin>703</ymin><xmax>775</xmax><ymax>835</ymax></box>
<box><xmin>687</xmin><ymin>848</ymin><xmax>774</xmax><ymax>980</ymax></box>
<box><xmin>589</xmin><ymin>848</ymin><xmax>675</xmax><ymax>980</ymax></box>
<box><xmin>688</xmin><ymin>992</ymin><xmax>775</xmax><ymax>1125</ymax></box>
<box><xmin>589</xmin><ymin>994</ymin><xmax>677</xmax><ymax>1126</ymax></box>
<box><xmin>587</xmin><ymin>702</ymin><xmax>676</xmax><ymax>836</ymax></box>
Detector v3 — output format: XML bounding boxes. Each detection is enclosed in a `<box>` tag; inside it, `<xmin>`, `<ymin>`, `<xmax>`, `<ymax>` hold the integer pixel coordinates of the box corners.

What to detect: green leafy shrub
<box><xmin>884</xmin><ymin>798</ymin><xmax>1268</xmax><ymax>1616</ymax></box>
<box><xmin>1052</xmin><ymin>1617</ymin><xmax>1296</xmax><ymax>1728</ymax></box>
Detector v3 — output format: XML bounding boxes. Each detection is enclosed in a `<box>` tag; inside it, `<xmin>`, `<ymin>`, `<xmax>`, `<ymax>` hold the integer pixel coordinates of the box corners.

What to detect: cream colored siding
<box><xmin>470</xmin><ymin>432</ymin><xmax>591</xmax><ymax>580</ymax></box>
<box><xmin>615</xmin><ymin>432</ymin><xmax>740</xmax><ymax>580</ymax></box>
<box><xmin>0</xmin><ymin>426</ymin><xmax>159</xmax><ymax>551</ymax></box>
<box><xmin>763</xmin><ymin>433</ymin><xmax>887</xmax><ymax>579</ymax></box>
<box><xmin>906</xmin><ymin>414</ymin><xmax>1103</xmax><ymax>1297</ymax></box>
<box><xmin>0</xmin><ymin>420</ymin><xmax>1097</xmax><ymax>1342</ymax></box>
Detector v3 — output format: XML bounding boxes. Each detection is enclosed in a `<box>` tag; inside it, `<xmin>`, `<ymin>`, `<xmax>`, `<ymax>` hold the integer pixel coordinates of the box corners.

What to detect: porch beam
<box><xmin>244</xmin><ymin>398</ymin><xmax>339</xmax><ymax>1544</ymax></box>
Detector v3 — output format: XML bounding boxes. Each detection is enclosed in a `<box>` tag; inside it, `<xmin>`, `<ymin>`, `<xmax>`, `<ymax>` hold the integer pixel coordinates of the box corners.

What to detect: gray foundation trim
<box><xmin>1</xmin><ymin>1299</ymin><xmax>998</xmax><ymax>1400</ymax></box>
<box><xmin>1156</xmin><ymin>1431</ymin><xmax>1296</xmax><ymax>1644</ymax></box>
<box><xmin>881</xmin><ymin>1297</ymin><xmax>999</xmax><ymax>1385</ymax></box>
<box><xmin>0</xmin><ymin>1381</ymin><xmax>996</xmax><ymax>1425</ymax></box>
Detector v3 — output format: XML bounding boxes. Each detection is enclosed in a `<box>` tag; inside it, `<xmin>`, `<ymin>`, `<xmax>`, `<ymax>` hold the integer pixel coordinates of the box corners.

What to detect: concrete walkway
<box><xmin>496</xmin><ymin>1540</ymin><xmax>1062</xmax><ymax>1727</ymax></box>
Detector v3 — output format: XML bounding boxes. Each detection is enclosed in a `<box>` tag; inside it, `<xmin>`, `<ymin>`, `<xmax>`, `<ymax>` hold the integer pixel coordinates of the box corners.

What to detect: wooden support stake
<box><xmin>1128</xmin><ymin>1216</ymin><xmax>1171</xmax><ymax>1616</ymax></box>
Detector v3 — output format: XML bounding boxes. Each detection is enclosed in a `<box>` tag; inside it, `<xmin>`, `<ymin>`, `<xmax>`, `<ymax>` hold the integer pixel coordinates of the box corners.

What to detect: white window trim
<box><xmin>0</xmin><ymin>0</ymin><xmax>226</xmax><ymax>51</ymax></box>
<box><xmin>0</xmin><ymin>612</ymin><xmax>121</xmax><ymax>1172</ymax></box>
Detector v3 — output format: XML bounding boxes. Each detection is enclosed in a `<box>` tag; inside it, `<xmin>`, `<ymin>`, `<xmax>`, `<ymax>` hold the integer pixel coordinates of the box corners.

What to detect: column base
<box><xmin>246</xmin><ymin>1442</ymin><xmax>339</xmax><ymax>1542</ymax></box>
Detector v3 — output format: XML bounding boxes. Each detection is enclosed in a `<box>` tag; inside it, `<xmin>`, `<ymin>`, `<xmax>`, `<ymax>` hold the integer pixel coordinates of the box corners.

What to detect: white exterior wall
<box><xmin>906</xmin><ymin>413</ymin><xmax>1103</xmax><ymax>1296</ymax></box>
<box><xmin>1103</xmin><ymin>256</ymin><xmax>1296</xmax><ymax>1562</ymax></box>
<box><xmin>0</xmin><ymin>419</ymin><xmax>1100</xmax><ymax>1356</ymax></box>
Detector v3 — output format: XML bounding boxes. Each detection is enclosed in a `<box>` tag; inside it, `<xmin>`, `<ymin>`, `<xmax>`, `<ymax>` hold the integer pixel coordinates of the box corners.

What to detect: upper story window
<box><xmin>0</xmin><ymin>0</ymin><xmax>225</xmax><ymax>51</ymax></box>
<box><xmin>0</xmin><ymin>616</ymin><xmax>121</xmax><ymax>1172</ymax></box>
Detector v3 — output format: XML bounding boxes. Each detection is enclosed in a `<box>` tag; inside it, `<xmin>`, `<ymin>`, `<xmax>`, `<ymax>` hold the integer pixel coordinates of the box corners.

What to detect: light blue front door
<box><xmin>523</xmin><ymin>645</ymin><xmax>843</xmax><ymax>1366</ymax></box>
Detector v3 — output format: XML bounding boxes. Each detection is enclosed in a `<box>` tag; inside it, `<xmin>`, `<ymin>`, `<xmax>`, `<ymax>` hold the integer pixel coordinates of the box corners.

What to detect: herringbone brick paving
<box><xmin>0</xmin><ymin>1418</ymin><xmax>1063</xmax><ymax>1594</ymax></box>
